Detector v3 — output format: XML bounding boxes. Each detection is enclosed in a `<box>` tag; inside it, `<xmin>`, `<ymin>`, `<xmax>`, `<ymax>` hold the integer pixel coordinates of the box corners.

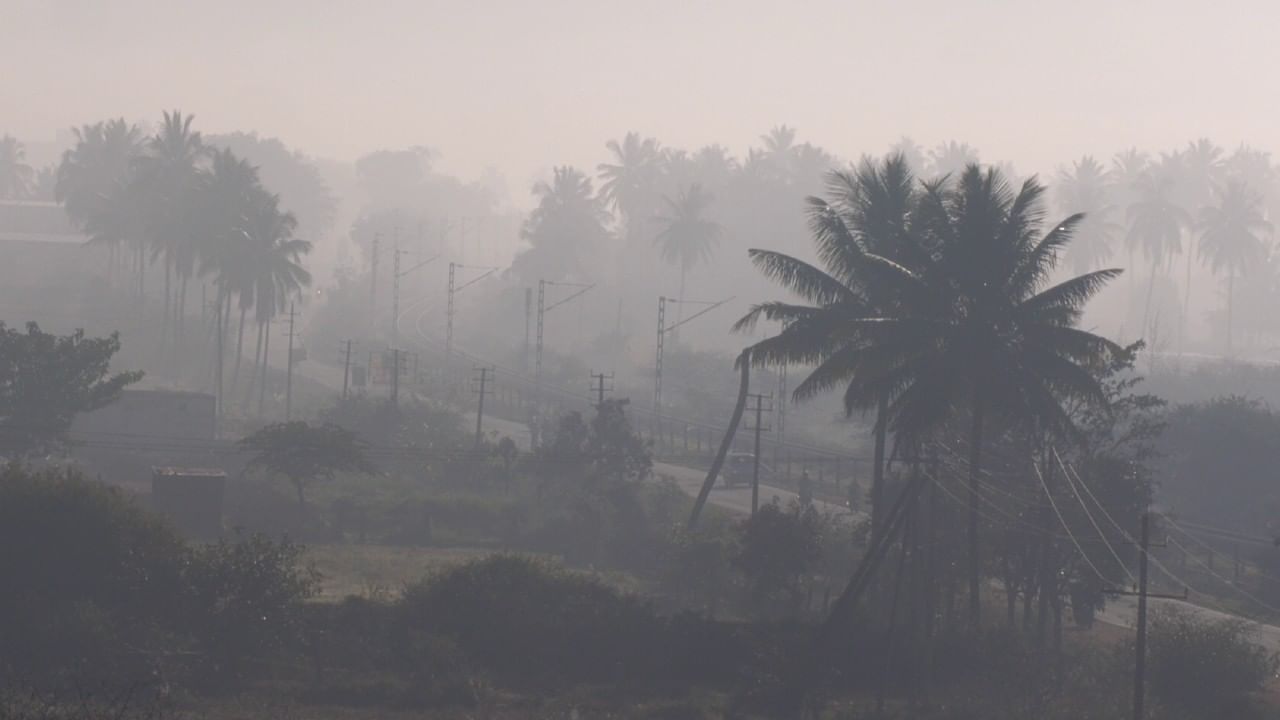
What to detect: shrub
<box><xmin>0</xmin><ymin>465</ymin><xmax>317</xmax><ymax>693</ymax></box>
<box><xmin>1147</xmin><ymin>607</ymin><xmax>1277</xmax><ymax>717</ymax></box>
<box><xmin>182</xmin><ymin>532</ymin><xmax>319</xmax><ymax>685</ymax></box>
<box><xmin>0</xmin><ymin>465</ymin><xmax>187</xmax><ymax>685</ymax></box>
<box><xmin>398</xmin><ymin>555</ymin><xmax>667</xmax><ymax>687</ymax></box>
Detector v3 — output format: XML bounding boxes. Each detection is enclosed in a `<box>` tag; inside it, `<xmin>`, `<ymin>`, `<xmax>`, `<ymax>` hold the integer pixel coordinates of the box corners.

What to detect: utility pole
<box><xmin>1102</xmin><ymin>511</ymin><xmax>1182</xmax><ymax>720</ymax></box>
<box><xmin>746</xmin><ymin>392</ymin><xmax>773</xmax><ymax>515</ymax></box>
<box><xmin>654</xmin><ymin>296</ymin><xmax>666</xmax><ymax>409</ymax></box>
<box><xmin>390</xmin><ymin>347</ymin><xmax>402</xmax><ymax>408</ymax></box>
<box><xmin>653</xmin><ymin>295</ymin><xmax>734</xmax><ymax>411</ymax></box>
<box><xmin>341</xmin><ymin>339</ymin><xmax>355</xmax><ymax>401</ymax></box>
<box><xmin>447</xmin><ymin>262</ymin><xmax>497</xmax><ymax>371</ymax></box>
<box><xmin>472</xmin><ymin>366</ymin><xmax>494</xmax><ymax>448</ymax></box>
<box><xmin>284</xmin><ymin>302</ymin><xmax>297</xmax><ymax>421</ymax></box>
<box><xmin>370</xmin><ymin>232</ymin><xmax>380</xmax><ymax>333</ymax></box>
<box><xmin>447</xmin><ymin>262</ymin><xmax>456</xmax><ymax>367</ymax></box>
<box><xmin>524</xmin><ymin>288</ymin><xmax>532</xmax><ymax>374</ymax></box>
<box><xmin>533</xmin><ymin>280</ymin><xmax>595</xmax><ymax>440</ymax></box>
<box><xmin>590</xmin><ymin>370</ymin><xmax>614</xmax><ymax>408</ymax></box>
<box><xmin>391</xmin><ymin>228</ymin><xmax>401</xmax><ymax>347</ymax></box>
<box><xmin>1133</xmin><ymin>512</ymin><xmax>1150</xmax><ymax>720</ymax></box>
<box><xmin>535</xmin><ymin>280</ymin><xmax>545</xmax><ymax>404</ymax></box>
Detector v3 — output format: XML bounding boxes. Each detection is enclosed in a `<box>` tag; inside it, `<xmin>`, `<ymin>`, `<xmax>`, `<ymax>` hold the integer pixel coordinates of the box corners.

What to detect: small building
<box><xmin>151</xmin><ymin>467</ymin><xmax>227</xmax><ymax>541</ymax></box>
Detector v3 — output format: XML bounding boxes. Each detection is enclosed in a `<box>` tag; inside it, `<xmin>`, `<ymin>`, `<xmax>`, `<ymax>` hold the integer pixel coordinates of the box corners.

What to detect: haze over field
<box><xmin>8</xmin><ymin>4</ymin><xmax>1280</xmax><ymax>719</ymax></box>
<box><xmin>7</xmin><ymin>0</ymin><xmax>1280</xmax><ymax>187</ymax></box>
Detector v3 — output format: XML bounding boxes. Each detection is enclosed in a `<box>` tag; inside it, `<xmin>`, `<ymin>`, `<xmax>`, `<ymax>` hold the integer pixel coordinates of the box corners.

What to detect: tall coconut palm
<box><xmin>927</xmin><ymin>141</ymin><xmax>979</xmax><ymax>180</ymax></box>
<box><xmin>739</xmin><ymin>164</ymin><xmax>1122</xmax><ymax>629</ymax></box>
<box><xmin>0</xmin><ymin>135</ymin><xmax>34</xmax><ymax>199</ymax></box>
<box><xmin>1054</xmin><ymin>156</ymin><xmax>1120</xmax><ymax>274</ymax></box>
<box><xmin>199</xmin><ymin>148</ymin><xmax>267</xmax><ymax>397</ymax></box>
<box><xmin>597</xmin><ymin>133</ymin><xmax>662</xmax><ymax>244</ymax></box>
<box><xmin>134</xmin><ymin>110</ymin><xmax>207</xmax><ymax>345</ymax></box>
<box><xmin>653</xmin><ymin>184</ymin><xmax>723</xmax><ymax>306</ymax></box>
<box><xmin>56</xmin><ymin>119</ymin><xmax>145</xmax><ymax>282</ymax></box>
<box><xmin>244</xmin><ymin>193</ymin><xmax>310</xmax><ymax>415</ymax></box>
<box><xmin>733</xmin><ymin>154</ymin><xmax>922</xmax><ymax>544</ymax></box>
<box><xmin>888</xmin><ymin>136</ymin><xmax>928</xmax><ymax>177</ymax></box>
<box><xmin>512</xmin><ymin>166</ymin><xmax>611</xmax><ymax>283</ymax></box>
<box><xmin>1127</xmin><ymin>168</ymin><xmax>1190</xmax><ymax>340</ymax></box>
<box><xmin>1198</xmin><ymin>181</ymin><xmax>1271</xmax><ymax>355</ymax></box>
<box><xmin>1109</xmin><ymin>148</ymin><xmax>1150</xmax><ymax>300</ymax></box>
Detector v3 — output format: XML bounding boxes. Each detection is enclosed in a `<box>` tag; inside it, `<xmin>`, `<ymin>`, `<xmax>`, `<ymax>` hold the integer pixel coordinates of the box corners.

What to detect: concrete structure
<box><xmin>151</xmin><ymin>467</ymin><xmax>227</xmax><ymax>540</ymax></box>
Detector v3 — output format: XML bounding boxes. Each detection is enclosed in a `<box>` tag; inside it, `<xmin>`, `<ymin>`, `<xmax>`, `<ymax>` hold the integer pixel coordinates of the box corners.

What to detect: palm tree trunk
<box><xmin>1226</xmin><ymin>269</ymin><xmax>1235</xmax><ymax>357</ymax></box>
<box><xmin>214</xmin><ymin>286</ymin><xmax>224</xmax><ymax>421</ymax></box>
<box><xmin>258</xmin><ymin>319</ymin><xmax>271</xmax><ymax>419</ymax></box>
<box><xmin>1141</xmin><ymin>260</ymin><xmax>1158</xmax><ymax>342</ymax></box>
<box><xmin>687</xmin><ymin>351</ymin><xmax>751</xmax><ymax>529</ymax></box>
<box><xmin>967</xmin><ymin>391</ymin><xmax>985</xmax><ymax>630</ymax></box>
<box><xmin>245</xmin><ymin>320</ymin><xmax>264</xmax><ymax>410</ymax></box>
<box><xmin>870</xmin><ymin>396</ymin><xmax>888</xmax><ymax>544</ymax></box>
<box><xmin>177</xmin><ymin>273</ymin><xmax>188</xmax><ymax>353</ymax></box>
<box><xmin>162</xmin><ymin>259</ymin><xmax>171</xmax><ymax>352</ymax></box>
<box><xmin>673</xmin><ymin>264</ymin><xmax>688</xmax><ymax>341</ymax></box>
<box><xmin>1182</xmin><ymin>245</ymin><xmax>1193</xmax><ymax>353</ymax></box>
<box><xmin>231</xmin><ymin>303</ymin><xmax>248</xmax><ymax>397</ymax></box>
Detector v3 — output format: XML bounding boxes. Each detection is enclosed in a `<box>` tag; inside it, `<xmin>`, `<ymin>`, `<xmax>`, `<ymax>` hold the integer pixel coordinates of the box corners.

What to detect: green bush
<box><xmin>0</xmin><ymin>465</ymin><xmax>188</xmax><ymax>685</ymax></box>
<box><xmin>1147</xmin><ymin>607</ymin><xmax>1277</xmax><ymax>717</ymax></box>
<box><xmin>0</xmin><ymin>465</ymin><xmax>316</xmax><ymax>692</ymax></box>
<box><xmin>399</xmin><ymin>555</ymin><xmax>674</xmax><ymax>688</ymax></box>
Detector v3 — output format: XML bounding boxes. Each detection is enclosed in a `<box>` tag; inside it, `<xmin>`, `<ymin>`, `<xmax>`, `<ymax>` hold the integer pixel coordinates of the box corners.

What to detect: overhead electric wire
<box><xmin>1053</xmin><ymin>447</ymin><xmax>1138</xmax><ymax>585</ymax></box>
<box><xmin>1166</xmin><ymin>535</ymin><xmax>1280</xmax><ymax>616</ymax></box>
<box><xmin>1033</xmin><ymin>460</ymin><xmax>1110</xmax><ymax>583</ymax></box>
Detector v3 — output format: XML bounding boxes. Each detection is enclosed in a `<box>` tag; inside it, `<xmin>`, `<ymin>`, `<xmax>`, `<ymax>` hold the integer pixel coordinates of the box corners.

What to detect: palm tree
<box><xmin>740</xmin><ymin>164</ymin><xmax>1121</xmax><ymax>629</ymax></box>
<box><xmin>1126</xmin><ymin>168</ymin><xmax>1190</xmax><ymax>339</ymax></box>
<box><xmin>1109</xmin><ymin>148</ymin><xmax>1150</xmax><ymax>300</ymax></box>
<box><xmin>56</xmin><ymin>119</ymin><xmax>145</xmax><ymax>283</ymax></box>
<box><xmin>1054</xmin><ymin>157</ymin><xmax>1120</xmax><ymax>274</ymax></box>
<box><xmin>1198</xmin><ymin>181</ymin><xmax>1271</xmax><ymax>355</ymax></box>
<box><xmin>244</xmin><ymin>193</ymin><xmax>310</xmax><ymax>415</ymax></box>
<box><xmin>513</xmin><ymin>166</ymin><xmax>611</xmax><ymax>283</ymax></box>
<box><xmin>888</xmin><ymin>136</ymin><xmax>927</xmax><ymax>177</ymax></box>
<box><xmin>653</xmin><ymin>184</ymin><xmax>723</xmax><ymax>306</ymax></box>
<box><xmin>199</xmin><ymin>148</ymin><xmax>268</xmax><ymax>397</ymax></box>
<box><xmin>0</xmin><ymin>135</ymin><xmax>34</xmax><ymax>199</ymax></box>
<box><xmin>927</xmin><ymin>141</ymin><xmax>979</xmax><ymax>180</ymax></box>
<box><xmin>597</xmin><ymin>133</ymin><xmax>662</xmax><ymax>244</ymax></box>
<box><xmin>134</xmin><ymin>110</ymin><xmax>207</xmax><ymax>346</ymax></box>
<box><xmin>733</xmin><ymin>154</ymin><xmax>922</xmax><ymax>544</ymax></box>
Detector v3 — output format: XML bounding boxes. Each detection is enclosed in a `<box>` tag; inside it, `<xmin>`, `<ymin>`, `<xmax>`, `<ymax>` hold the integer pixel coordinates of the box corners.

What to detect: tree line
<box><xmin>51</xmin><ymin>111</ymin><xmax>312</xmax><ymax>412</ymax></box>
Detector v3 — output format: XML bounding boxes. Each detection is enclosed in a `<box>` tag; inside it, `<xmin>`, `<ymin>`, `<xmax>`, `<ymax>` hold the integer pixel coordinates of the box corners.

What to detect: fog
<box><xmin>8</xmin><ymin>3</ymin><xmax>1280</xmax><ymax>718</ymax></box>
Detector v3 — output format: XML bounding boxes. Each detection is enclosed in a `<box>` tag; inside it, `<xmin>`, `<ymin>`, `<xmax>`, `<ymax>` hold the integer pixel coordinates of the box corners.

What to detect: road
<box><xmin>1098</xmin><ymin>593</ymin><xmax>1280</xmax><ymax>655</ymax></box>
<box><xmin>294</xmin><ymin>360</ymin><xmax>856</xmax><ymax>522</ymax></box>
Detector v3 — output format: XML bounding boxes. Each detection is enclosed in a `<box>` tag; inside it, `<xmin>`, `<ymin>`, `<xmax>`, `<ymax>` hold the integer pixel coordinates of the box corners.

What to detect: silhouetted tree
<box><xmin>0</xmin><ymin>322</ymin><xmax>142</xmax><ymax>458</ymax></box>
<box><xmin>653</xmin><ymin>184</ymin><xmax>723</xmax><ymax>305</ymax></box>
<box><xmin>0</xmin><ymin>135</ymin><xmax>33</xmax><ymax>199</ymax></box>
<box><xmin>1198</xmin><ymin>181</ymin><xmax>1271</xmax><ymax>354</ymax></box>
<box><xmin>241</xmin><ymin>421</ymin><xmax>376</xmax><ymax>509</ymax></box>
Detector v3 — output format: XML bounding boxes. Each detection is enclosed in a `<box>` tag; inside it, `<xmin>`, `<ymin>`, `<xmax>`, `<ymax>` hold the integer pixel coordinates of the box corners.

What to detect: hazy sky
<box><xmin>5</xmin><ymin>0</ymin><xmax>1279</xmax><ymax>187</ymax></box>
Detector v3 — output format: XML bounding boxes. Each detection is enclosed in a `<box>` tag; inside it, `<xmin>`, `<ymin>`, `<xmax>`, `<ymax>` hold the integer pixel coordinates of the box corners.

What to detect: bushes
<box><xmin>1147</xmin><ymin>607</ymin><xmax>1277</xmax><ymax>717</ymax></box>
<box><xmin>0</xmin><ymin>465</ymin><xmax>188</xmax><ymax>685</ymax></box>
<box><xmin>399</xmin><ymin>555</ymin><xmax>665</xmax><ymax>687</ymax></box>
<box><xmin>0</xmin><ymin>465</ymin><xmax>316</xmax><ymax>692</ymax></box>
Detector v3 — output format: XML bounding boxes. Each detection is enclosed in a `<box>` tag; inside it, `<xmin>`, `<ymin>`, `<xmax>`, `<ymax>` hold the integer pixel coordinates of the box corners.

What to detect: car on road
<box><xmin>724</xmin><ymin>452</ymin><xmax>756</xmax><ymax>487</ymax></box>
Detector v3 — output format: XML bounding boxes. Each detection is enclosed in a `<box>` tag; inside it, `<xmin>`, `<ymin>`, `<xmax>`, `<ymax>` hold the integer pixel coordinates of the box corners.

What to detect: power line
<box><xmin>1053</xmin><ymin>447</ymin><xmax>1138</xmax><ymax>586</ymax></box>
<box><xmin>1033</xmin><ymin>460</ymin><xmax>1109</xmax><ymax>584</ymax></box>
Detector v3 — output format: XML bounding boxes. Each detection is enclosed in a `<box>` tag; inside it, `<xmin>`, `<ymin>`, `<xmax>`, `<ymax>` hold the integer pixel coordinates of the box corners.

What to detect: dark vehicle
<box><xmin>724</xmin><ymin>452</ymin><xmax>755</xmax><ymax>487</ymax></box>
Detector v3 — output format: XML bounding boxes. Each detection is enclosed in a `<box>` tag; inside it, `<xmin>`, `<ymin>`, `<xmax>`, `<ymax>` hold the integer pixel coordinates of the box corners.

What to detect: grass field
<box><xmin>304</xmin><ymin>544</ymin><xmax>499</xmax><ymax>601</ymax></box>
